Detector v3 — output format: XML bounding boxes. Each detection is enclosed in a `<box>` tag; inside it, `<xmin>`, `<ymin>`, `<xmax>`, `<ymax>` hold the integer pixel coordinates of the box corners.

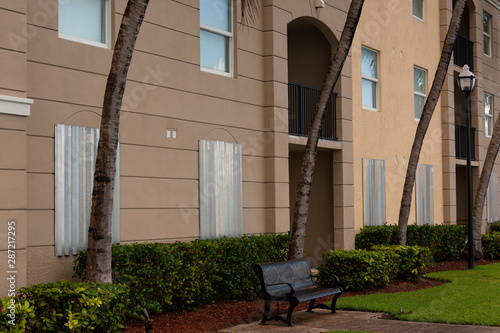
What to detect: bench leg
<box><xmin>307</xmin><ymin>299</ymin><xmax>316</xmax><ymax>312</ymax></box>
<box><xmin>286</xmin><ymin>302</ymin><xmax>297</xmax><ymax>327</ymax></box>
<box><xmin>330</xmin><ymin>293</ymin><xmax>341</xmax><ymax>313</ymax></box>
<box><xmin>260</xmin><ymin>299</ymin><xmax>271</xmax><ymax>325</ymax></box>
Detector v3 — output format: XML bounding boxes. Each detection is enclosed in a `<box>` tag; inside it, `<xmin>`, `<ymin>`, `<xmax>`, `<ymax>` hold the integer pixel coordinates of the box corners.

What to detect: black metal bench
<box><xmin>253</xmin><ymin>258</ymin><xmax>342</xmax><ymax>327</ymax></box>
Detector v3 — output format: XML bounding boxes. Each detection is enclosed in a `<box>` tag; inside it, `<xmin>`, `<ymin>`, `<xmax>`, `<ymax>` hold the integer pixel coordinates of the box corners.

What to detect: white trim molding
<box><xmin>486</xmin><ymin>0</ymin><xmax>500</xmax><ymax>11</ymax></box>
<box><xmin>0</xmin><ymin>95</ymin><xmax>33</xmax><ymax>116</ymax></box>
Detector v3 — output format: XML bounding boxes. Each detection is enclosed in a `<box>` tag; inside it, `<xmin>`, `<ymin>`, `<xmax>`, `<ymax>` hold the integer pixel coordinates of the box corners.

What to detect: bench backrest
<box><xmin>254</xmin><ymin>259</ymin><xmax>314</xmax><ymax>297</ymax></box>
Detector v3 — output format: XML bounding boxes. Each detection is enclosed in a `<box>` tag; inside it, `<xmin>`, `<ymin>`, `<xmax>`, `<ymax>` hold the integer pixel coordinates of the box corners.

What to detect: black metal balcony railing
<box><xmin>454</xmin><ymin>34</ymin><xmax>474</xmax><ymax>70</ymax></box>
<box><xmin>288</xmin><ymin>82</ymin><xmax>337</xmax><ymax>141</ymax></box>
<box><xmin>455</xmin><ymin>124</ymin><xmax>476</xmax><ymax>160</ymax></box>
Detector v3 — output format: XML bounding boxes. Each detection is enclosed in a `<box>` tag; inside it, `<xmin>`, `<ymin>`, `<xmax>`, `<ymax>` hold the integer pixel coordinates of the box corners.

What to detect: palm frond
<box><xmin>241</xmin><ymin>0</ymin><xmax>260</xmax><ymax>27</ymax></box>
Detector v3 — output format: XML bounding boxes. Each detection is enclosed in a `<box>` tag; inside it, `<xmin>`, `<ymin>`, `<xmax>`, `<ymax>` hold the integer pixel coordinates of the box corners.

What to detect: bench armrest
<box><xmin>312</xmin><ymin>274</ymin><xmax>340</xmax><ymax>288</ymax></box>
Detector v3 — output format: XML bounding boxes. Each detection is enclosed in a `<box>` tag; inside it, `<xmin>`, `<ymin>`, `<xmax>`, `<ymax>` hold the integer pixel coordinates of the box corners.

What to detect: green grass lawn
<box><xmin>336</xmin><ymin>263</ymin><xmax>500</xmax><ymax>326</ymax></box>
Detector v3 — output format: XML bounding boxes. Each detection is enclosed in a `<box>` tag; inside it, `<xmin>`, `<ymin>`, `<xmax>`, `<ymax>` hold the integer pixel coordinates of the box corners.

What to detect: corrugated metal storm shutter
<box><xmin>487</xmin><ymin>172</ymin><xmax>498</xmax><ymax>223</ymax></box>
<box><xmin>416</xmin><ymin>164</ymin><xmax>434</xmax><ymax>225</ymax></box>
<box><xmin>55</xmin><ymin>124</ymin><xmax>120</xmax><ymax>256</ymax></box>
<box><xmin>199</xmin><ymin>140</ymin><xmax>243</xmax><ymax>239</ymax></box>
<box><xmin>362</xmin><ymin>158</ymin><xmax>386</xmax><ymax>226</ymax></box>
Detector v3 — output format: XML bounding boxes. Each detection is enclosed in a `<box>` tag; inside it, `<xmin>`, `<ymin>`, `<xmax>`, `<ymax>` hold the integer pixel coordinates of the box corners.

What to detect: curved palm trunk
<box><xmin>396</xmin><ymin>0</ymin><xmax>466</xmax><ymax>245</ymax></box>
<box><xmin>288</xmin><ymin>0</ymin><xmax>365</xmax><ymax>260</ymax></box>
<box><xmin>472</xmin><ymin>116</ymin><xmax>500</xmax><ymax>257</ymax></box>
<box><xmin>87</xmin><ymin>0</ymin><xmax>150</xmax><ymax>283</ymax></box>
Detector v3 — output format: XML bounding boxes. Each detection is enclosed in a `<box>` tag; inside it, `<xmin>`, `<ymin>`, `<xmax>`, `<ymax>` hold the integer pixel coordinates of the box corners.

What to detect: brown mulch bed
<box><xmin>124</xmin><ymin>259</ymin><xmax>494</xmax><ymax>333</ymax></box>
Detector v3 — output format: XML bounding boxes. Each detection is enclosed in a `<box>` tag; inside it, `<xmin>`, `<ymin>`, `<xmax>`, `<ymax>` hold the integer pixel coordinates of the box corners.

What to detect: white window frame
<box><xmin>485</xmin><ymin>92</ymin><xmax>493</xmax><ymax>137</ymax></box>
<box><xmin>414</xmin><ymin>66</ymin><xmax>427</xmax><ymax>120</ymax></box>
<box><xmin>361</xmin><ymin>46</ymin><xmax>379</xmax><ymax>112</ymax></box>
<box><xmin>200</xmin><ymin>0</ymin><xmax>234</xmax><ymax>77</ymax></box>
<box><xmin>484</xmin><ymin>11</ymin><xmax>492</xmax><ymax>57</ymax></box>
<box><xmin>58</xmin><ymin>0</ymin><xmax>111</xmax><ymax>49</ymax></box>
<box><xmin>413</xmin><ymin>0</ymin><xmax>425</xmax><ymax>22</ymax></box>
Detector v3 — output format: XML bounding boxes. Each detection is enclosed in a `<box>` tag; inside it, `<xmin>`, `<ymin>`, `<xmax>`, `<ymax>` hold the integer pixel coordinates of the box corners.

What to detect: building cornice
<box><xmin>0</xmin><ymin>95</ymin><xmax>33</xmax><ymax>117</ymax></box>
<box><xmin>486</xmin><ymin>0</ymin><xmax>500</xmax><ymax>11</ymax></box>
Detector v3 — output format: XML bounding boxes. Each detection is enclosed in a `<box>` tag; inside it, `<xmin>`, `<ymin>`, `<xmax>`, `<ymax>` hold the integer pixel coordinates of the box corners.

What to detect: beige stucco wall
<box><xmin>0</xmin><ymin>1</ymin><xmax>31</xmax><ymax>296</ymax></box>
<box><xmin>352</xmin><ymin>0</ymin><xmax>444</xmax><ymax>229</ymax></box>
<box><xmin>5</xmin><ymin>0</ymin><xmax>500</xmax><ymax>295</ymax></box>
<box><xmin>21</xmin><ymin>0</ymin><xmax>283</xmax><ymax>288</ymax></box>
<box><xmin>1</xmin><ymin>0</ymin><xmax>354</xmax><ymax>294</ymax></box>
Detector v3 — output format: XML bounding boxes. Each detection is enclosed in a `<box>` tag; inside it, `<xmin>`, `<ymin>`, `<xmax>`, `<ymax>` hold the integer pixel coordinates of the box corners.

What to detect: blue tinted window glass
<box><xmin>59</xmin><ymin>0</ymin><xmax>105</xmax><ymax>43</ymax></box>
<box><xmin>362</xmin><ymin>79</ymin><xmax>377</xmax><ymax>109</ymax></box>
<box><xmin>362</xmin><ymin>48</ymin><xmax>377</xmax><ymax>79</ymax></box>
<box><xmin>201</xmin><ymin>30</ymin><xmax>229</xmax><ymax>72</ymax></box>
<box><xmin>200</xmin><ymin>0</ymin><xmax>231</xmax><ymax>32</ymax></box>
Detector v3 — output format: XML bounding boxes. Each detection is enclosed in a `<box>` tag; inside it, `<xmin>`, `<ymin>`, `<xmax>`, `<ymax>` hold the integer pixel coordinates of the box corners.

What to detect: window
<box><xmin>484</xmin><ymin>12</ymin><xmax>492</xmax><ymax>57</ymax></box>
<box><xmin>200</xmin><ymin>0</ymin><xmax>233</xmax><ymax>75</ymax></box>
<box><xmin>414</xmin><ymin>66</ymin><xmax>427</xmax><ymax>119</ymax></box>
<box><xmin>413</xmin><ymin>0</ymin><xmax>424</xmax><ymax>21</ymax></box>
<box><xmin>485</xmin><ymin>93</ymin><xmax>493</xmax><ymax>137</ymax></box>
<box><xmin>416</xmin><ymin>164</ymin><xmax>434</xmax><ymax>225</ymax></box>
<box><xmin>487</xmin><ymin>172</ymin><xmax>498</xmax><ymax>224</ymax></box>
<box><xmin>199</xmin><ymin>140</ymin><xmax>243</xmax><ymax>239</ymax></box>
<box><xmin>362</xmin><ymin>158</ymin><xmax>386</xmax><ymax>226</ymax></box>
<box><xmin>59</xmin><ymin>0</ymin><xmax>110</xmax><ymax>47</ymax></box>
<box><xmin>55</xmin><ymin>124</ymin><xmax>120</xmax><ymax>256</ymax></box>
<box><xmin>362</xmin><ymin>47</ymin><xmax>379</xmax><ymax>110</ymax></box>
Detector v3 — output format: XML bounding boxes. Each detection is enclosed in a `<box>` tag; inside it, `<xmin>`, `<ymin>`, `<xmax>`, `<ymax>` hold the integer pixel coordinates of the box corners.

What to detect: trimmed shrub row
<box><xmin>318</xmin><ymin>249</ymin><xmax>399</xmax><ymax>291</ymax></box>
<box><xmin>490</xmin><ymin>221</ymin><xmax>500</xmax><ymax>233</ymax></box>
<box><xmin>318</xmin><ymin>245</ymin><xmax>431</xmax><ymax>291</ymax></box>
<box><xmin>355</xmin><ymin>224</ymin><xmax>467</xmax><ymax>261</ymax></box>
<box><xmin>0</xmin><ymin>297</ymin><xmax>34</xmax><ymax>333</ymax></box>
<box><xmin>1</xmin><ymin>281</ymin><xmax>129</xmax><ymax>332</ymax></box>
<box><xmin>482</xmin><ymin>232</ymin><xmax>500</xmax><ymax>259</ymax></box>
<box><xmin>371</xmin><ymin>245</ymin><xmax>432</xmax><ymax>280</ymax></box>
<box><xmin>73</xmin><ymin>234</ymin><xmax>290</xmax><ymax>316</ymax></box>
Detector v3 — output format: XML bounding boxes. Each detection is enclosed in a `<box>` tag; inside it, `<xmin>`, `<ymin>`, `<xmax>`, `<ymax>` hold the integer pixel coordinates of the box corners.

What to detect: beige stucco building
<box><xmin>1</xmin><ymin>0</ymin><xmax>500</xmax><ymax>295</ymax></box>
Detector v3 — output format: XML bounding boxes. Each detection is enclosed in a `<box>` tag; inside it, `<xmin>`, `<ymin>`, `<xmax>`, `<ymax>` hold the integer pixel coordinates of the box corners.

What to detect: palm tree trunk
<box><xmin>472</xmin><ymin>115</ymin><xmax>500</xmax><ymax>257</ymax></box>
<box><xmin>396</xmin><ymin>0</ymin><xmax>466</xmax><ymax>245</ymax></box>
<box><xmin>288</xmin><ymin>0</ymin><xmax>365</xmax><ymax>260</ymax></box>
<box><xmin>86</xmin><ymin>0</ymin><xmax>150</xmax><ymax>283</ymax></box>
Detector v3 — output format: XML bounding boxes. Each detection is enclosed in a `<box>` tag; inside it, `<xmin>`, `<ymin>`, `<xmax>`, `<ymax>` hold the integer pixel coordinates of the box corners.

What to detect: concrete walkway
<box><xmin>221</xmin><ymin>310</ymin><xmax>500</xmax><ymax>333</ymax></box>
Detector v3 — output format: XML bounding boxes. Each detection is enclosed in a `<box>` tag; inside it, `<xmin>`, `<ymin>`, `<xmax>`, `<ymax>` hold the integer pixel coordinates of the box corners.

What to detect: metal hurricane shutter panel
<box><xmin>199</xmin><ymin>140</ymin><xmax>242</xmax><ymax>239</ymax></box>
<box><xmin>55</xmin><ymin>124</ymin><xmax>120</xmax><ymax>256</ymax></box>
<box><xmin>363</xmin><ymin>158</ymin><xmax>385</xmax><ymax>226</ymax></box>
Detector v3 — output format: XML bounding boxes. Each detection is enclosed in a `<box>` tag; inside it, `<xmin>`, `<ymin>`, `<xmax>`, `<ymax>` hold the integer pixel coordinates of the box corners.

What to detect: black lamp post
<box><xmin>457</xmin><ymin>64</ymin><xmax>476</xmax><ymax>270</ymax></box>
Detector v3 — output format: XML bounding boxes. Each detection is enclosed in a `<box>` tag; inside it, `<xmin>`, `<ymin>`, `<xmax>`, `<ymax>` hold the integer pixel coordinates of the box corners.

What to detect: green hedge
<box><xmin>490</xmin><ymin>221</ymin><xmax>500</xmax><ymax>233</ymax></box>
<box><xmin>0</xmin><ymin>298</ymin><xmax>34</xmax><ymax>333</ymax></box>
<box><xmin>318</xmin><ymin>249</ymin><xmax>400</xmax><ymax>291</ymax></box>
<box><xmin>355</xmin><ymin>225</ymin><xmax>397</xmax><ymax>250</ymax></box>
<box><xmin>73</xmin><ymin>234</ymin><xmax>290</xmax><ymax>315</ymax></box>
<box><xmin>355</xmin><ymin>224</ymin><xmax>467</xmax><ymax>261</ymax></box>
<box><xmin>8</xmin><ymin>281</ymin><xmax>130</xmax><ymax>332</ymax></box>
<box><xmin>482</xmin><ymin>232</ymin><xmax>500</xmax><ymax>259</ymax></box>
<box><xmin>371</xmin><ymin>245</ymin><xmax>432</xmax><ymax>280</ymax></box>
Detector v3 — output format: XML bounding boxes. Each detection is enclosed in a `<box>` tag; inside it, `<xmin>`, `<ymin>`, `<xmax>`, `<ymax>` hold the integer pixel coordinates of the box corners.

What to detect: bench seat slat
<box><xmin>292</xmin><ymin>286</ymin><xmax>342</xmax><ymax>304</ymax></box>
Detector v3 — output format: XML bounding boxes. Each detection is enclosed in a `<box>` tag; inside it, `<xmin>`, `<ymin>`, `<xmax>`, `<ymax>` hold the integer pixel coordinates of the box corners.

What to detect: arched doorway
<box><xmin>287</xmin><ymin>17</ymin><xmax>339</xmax><ymax>267</ymax></box>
